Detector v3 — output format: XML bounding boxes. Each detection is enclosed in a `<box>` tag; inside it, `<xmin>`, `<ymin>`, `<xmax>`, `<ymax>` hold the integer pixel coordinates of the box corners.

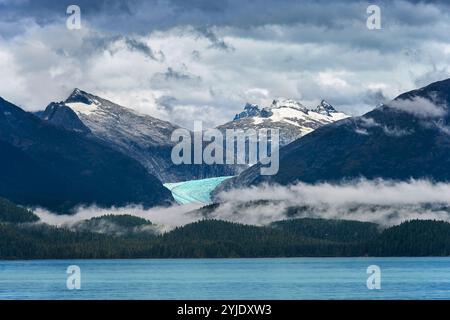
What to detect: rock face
<box><xmin>214</xmin><ymin>78</ymin><xmax>450</xmax><ymax>194</ymax></box>
<box><xmin>42</xmin><ymin>89</ymin><xmax>237</xmax><ymax>182</ymax></box>
<box><xmin>233</xmin><ymin>103</ymin><xmax>274</xmax><ymax>120</ymax></box>
<box><xmin>0</xmin><ymin>96</ymin><xmax>173</xmax><ymax>213</ymax></box>
<box><xmin>40</xmin><ymin>102</ymin><xmax>91</xmax><ymax>134</ymax></box>
<box><xmin>218</xmin><ymin>98</ymin><xmax>349</xmax><ymax>146</ymax></box>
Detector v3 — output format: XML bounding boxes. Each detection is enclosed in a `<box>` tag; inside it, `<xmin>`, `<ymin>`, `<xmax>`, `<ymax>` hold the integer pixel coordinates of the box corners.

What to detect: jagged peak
<box><xmin>65</xmin><ymin>88</ymin><xmax>94</xmax><ymax>105</ymax></box>
<box><xmin>46</xmin><ymin>101</ymin><xmax>66</xmax><ymax>109</ymax></box>
<box><xmin>270</xmin><ymin>98</ymin><xmax>308</xmax><ymax>112</ymax></box>
<box><xmin>42</xmin><ymin>101</ymin><xmax>80</xmax><ymax>117</ymax></box>
<box><xmin>243</xmin><ymin>102</ymin><xmax>260</xmax><ymax>110</ymax></box>
<box><xmin>314</xmin><ymin>100</ymin><xmax>337</xmax><ymax>115</ymax></box>
<box><xmin>234</xmin><ymin>102</ymin><xmax>274</xmax><ymax>120</ymax></box>
<box><xmin>38</xmin><ymin>100</ymin><xmax>91</xmax><ymax>134</ymax></box>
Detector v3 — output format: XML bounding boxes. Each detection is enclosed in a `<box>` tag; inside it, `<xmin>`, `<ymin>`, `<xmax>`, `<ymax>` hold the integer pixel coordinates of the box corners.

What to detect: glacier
<box><xmin>164</xmin><ymin>176</ymin><xmax>234</xmax><ymax>205</ymax></box>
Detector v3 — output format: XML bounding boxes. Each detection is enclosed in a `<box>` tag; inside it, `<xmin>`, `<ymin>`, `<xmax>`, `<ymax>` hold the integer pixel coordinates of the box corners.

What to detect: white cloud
<box><xmin>34</xmin><ymin>179</ymin><xmax>450</xmax><ymax>231</ymax></box>
<box><xmin>316</xmin><ymin>71</ymin><xmax>349</xmax><ymax>88</ymax></box>
<box><xmin>358</xmin><ymin>117</ymin><xmax>413</xmax><ymax>137</ymax></box>
<box><xmin>214</xmin><ymin>179</ymin><xmax>450</xmax><ymax>226</ymax></box>
<box><xmin>388</xmin><ymin>96</ymin><xmax>447</xmax><ymax>118</ymax></box>
<box><xmin>1</xmin><ymin>1</ymin><xmax>450</xmax><ymax>128</ymax></box>
<box><xmin>34</xmin><ymin>203</ymin><xmax>203</xmax><ymax>233</ymax></box>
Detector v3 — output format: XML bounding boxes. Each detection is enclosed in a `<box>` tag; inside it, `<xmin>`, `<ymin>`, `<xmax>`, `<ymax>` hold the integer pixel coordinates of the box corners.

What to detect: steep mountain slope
<box><xmin>215</xmin><ymin>79</ymin><xmax>450</xmax><ymax>192</ymax></box>
<box><xmin>217</xmin><ymin>99</ymin><xmax>349</xmax><ymax>146</ymax></box>
<box><xmin>65</xmin><ymin>88</ymin><xmax>177</xmax><ymax>147</ymax></box>
<box><xmin>0</xmin><ymin>97</ymin><xmax>173</xmax><ymax>213</ymax></box>
<box><xmin>42</xmin><ymin>89</ymin><xmax>236</xmax><ymax>182</ymax></box>
<box><xmin>39</xmin><ymin>102</ymin><xmax>91</xmax><ymax>134</ymax></box>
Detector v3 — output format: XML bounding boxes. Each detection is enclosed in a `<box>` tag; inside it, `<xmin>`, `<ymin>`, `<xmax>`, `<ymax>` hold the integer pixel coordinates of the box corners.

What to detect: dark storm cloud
<box><xmin>194</xmin><ymin>27</ymin><xmax>232</xmax><ymax>51</ymax></box>
<box><xmin>159</xmin><ymin>67</ymin><xmax>200</xmax><ymax>81</ymax></box>
<box><xmin>155</xmin><ymin>95</ymin><xmax>178</xmax><ymax>112</ymax></box>
<box><xmin>124</xmin><ymin>38</ymin><xmax>157</xmax><ymax>60</ymax></box>
<box><xmin>150</xmin><ymin>68</ymin><xmax>202</xmax><ymax>89</ymax></box>
<box><xmin>2</xmin><ymin>0</ymin><xmax>449</xmax><ymax>31</ymax></box>
<box><xmin>44</xmin><ymin>32</ymin><xmax>159</xmax><ymax>61</ymax></box>
<box><xmin>2</xmin><ymin>0</ymin><xmax>449</xmax><ymax>54</ymax></box>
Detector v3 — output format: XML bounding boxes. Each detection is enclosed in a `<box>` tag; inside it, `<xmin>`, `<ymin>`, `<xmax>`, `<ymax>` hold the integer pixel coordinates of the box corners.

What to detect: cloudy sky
<box><xmin>1</xmin><ymin>0</ymin><xmax>450</xmax><ymax>128</ymax></box>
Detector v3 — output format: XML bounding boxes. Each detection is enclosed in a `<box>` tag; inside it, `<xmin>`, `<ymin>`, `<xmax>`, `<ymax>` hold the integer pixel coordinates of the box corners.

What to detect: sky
<box><xmin>1</xmin><ymin>0</ymin><xmax>450</xmax><ymax>128</ymax></box>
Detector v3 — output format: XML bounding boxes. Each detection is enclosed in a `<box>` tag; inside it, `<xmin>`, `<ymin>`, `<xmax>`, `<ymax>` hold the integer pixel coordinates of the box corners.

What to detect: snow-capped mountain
<box><xmin>0</xmin><ymin>96</ymin><xmax>173</xmax><ymax>212</ymax></box>
<box><xmin>214</xmin><ymin>78</ymin><xmax>450</xmax><ymax>194</ymax></box>
<box><xmin>65</xmin><ymin>88</ymin><xmax>178</xmax><ymax>147</ymax></box>
<box><xmin>41</xmin><ymin>89</ymin><xmax>236</xmax><ymax>182</ymax></box>
<box><xmin>218</xmin><ymin>98</ymin><xmax>349</xmax><ymax>146</ymax></box>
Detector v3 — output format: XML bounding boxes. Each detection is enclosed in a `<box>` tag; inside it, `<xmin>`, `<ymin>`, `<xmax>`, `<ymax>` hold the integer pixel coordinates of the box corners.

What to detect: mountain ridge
<box><xmin>0</xmin><ymin>96</ymin><xmax>173</xmax><ymax>213</ymax></box>
<box><xmin>218</xmin><ymin>98</ymin><xmax>349</xmax><ymax>146</ymax></box>
<box><xmin>40</xmin><ymin>89</ymin><xmax>237</xmax><ymax>182</ymax></box>
<box><xmin>213</xmin><ymin>78</ymin><xmax>450</xmax><ymax>194</ymax></box>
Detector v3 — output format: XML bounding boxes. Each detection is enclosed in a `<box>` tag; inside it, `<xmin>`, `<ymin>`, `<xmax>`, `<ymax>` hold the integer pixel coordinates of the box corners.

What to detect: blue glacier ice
<box><xmin>164</xmin><ymin>176</ymin><xmax>234</xmax><ymax>205</ymax></box>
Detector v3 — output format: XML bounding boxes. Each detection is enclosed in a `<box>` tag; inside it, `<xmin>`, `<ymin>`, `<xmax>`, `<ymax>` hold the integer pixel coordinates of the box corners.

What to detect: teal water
<box><xmin>0</xmin><ymin>258</ymin><xmax>449</xmax><ymax>300</ymax></box>
<box><xmin>164</xmin><ymin>176</ymin><xmax>234</xmax><ymax>205</ymax></box>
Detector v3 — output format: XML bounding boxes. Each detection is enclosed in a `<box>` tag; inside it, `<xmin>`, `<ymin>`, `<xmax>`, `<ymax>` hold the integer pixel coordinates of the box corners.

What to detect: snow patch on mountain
<box><xmin>65</xmin><ymin>88</ymin><xmax>178</xmax><ymax>147</ymax></box>
<box><xmin>62</xmin><ymin>89</ymin><xmax>237</xmax><ymax>182</ymax></box>
<box><xmin>66</xmin><ymin>102</ymin><xmax>99</xmax><ymax>116</ymax></box>
<box><xmin>218</xmin><ymin>98</ymin><xmax>349</xmax><ymax>146</ymax></box>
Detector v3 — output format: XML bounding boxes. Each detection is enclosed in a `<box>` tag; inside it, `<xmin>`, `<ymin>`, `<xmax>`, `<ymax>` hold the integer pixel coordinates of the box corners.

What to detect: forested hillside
<box><xmin>1</xmin><ymin>215</ymin><xmax>449</xmax><ymax>259</ymax></box>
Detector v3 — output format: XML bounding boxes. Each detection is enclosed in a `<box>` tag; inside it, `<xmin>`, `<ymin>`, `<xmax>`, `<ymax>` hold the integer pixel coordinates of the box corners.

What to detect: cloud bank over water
<box><xmin>34</xmin><ymin>203</ymin><xmax>203</xmax><ymax>233</ymax></box>
<box><xmin>212</xmin><ymin>179</ymin><xmax>450</xmax><ymax>226</ymax></box>
<box><xmin>217</xmin><ymin>179</ymin><xmax>450</xmax><ymax>206</ymax></box>
<box><xmin>35</xmin><ymin>179</ymin><xmax>450</xmax><ymax>232</ymax></box>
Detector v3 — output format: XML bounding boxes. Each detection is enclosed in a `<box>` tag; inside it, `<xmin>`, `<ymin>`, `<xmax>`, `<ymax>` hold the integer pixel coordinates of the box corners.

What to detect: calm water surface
<box><xmin>0</xmin><ymin>257</ymin><xmax>449</xmax><ymax>300</ymax></box>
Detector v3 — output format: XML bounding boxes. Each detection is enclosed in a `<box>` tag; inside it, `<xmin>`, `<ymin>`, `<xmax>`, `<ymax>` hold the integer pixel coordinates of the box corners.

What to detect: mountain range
<box><xmin>214</xmin><ymin>78</ymin><xmax>450</xmax><ymax>194</ymax></box>
<box><xmin>40</xmin><ymin>89</ymin><xmax>236</xmax><ymax>182</ymax></box>
<box><xmin>40</xmin><ymin>90</ymin><xmax>343</xmax><ymax>181</ymax></box>
<box><xmin>2</xmin><ymin>78</ymin><xmax>450</xmax><ymax>213</ymax></box>
<box><xmin>3</xmin><ymin>88</ymin><xmax>338</xmax><ymax>212</ymax></box>
<box><xmin>0</xmin><ymin>96</ymin><xmax>173</xmax><ymax>213</ymax></box>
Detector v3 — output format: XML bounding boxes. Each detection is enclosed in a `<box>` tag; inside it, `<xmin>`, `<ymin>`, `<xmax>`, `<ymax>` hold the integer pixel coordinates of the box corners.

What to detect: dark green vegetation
<box><xmin>85</xmin><ymin>214</ymin><xmax>152</xmax><ymax>228</ymax></box>
<box><xmin>370</xmin><ymin>220</ymin><xmax>450</xmax><ymax>256</ymax></box>
<box><xmin>71</xmin><ymin>214</ymin><xmax>154</xmax><ymax>236</ymax></box>
<box><xmin>0</xmin><ymin>197</ymin><xmax>39</xmax><ymax>223</ymax></box>
<box><xmin>0</xmin><ymin>97</ymin><xmax>173</xmax><ymax>213</ymax></box>
<box><xmin>215</xmin><ymin>78</ymin><xmax>450</xmax><ymax>193</ymax></box>
<box><xmin>1</xmin><ymin>213</ymin><xmax>449</xmax><ymax>259</ymax></box>
<box><xmin>271</xmin><ymin>218</ymin><xmax>380</xmax><ymax>243</ymax></box>
<box><xmin>1</xmin><ymin>196</ymin><xmax>449</xmax><ymax>259</ymax></box>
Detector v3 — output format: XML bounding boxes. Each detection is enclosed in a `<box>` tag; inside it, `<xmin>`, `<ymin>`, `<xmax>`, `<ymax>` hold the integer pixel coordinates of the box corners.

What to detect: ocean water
<box><xmin>0</xmin><ymin>257</ymin><xmax>449</xmax><ymax>300</ymax></box>
<box><xmin>164</xmin><ymin>176</ymin><xmax>234</xmax><ymax>205</ymax></box>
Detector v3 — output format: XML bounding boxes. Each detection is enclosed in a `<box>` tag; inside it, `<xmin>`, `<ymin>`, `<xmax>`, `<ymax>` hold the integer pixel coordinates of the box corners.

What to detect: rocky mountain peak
<box><xmin>40</xmin><ymin>101</ymin><xmax>91</xmax><ymax>134</ymax></box>
<box><xmin>270</xmin><ymin>98</ymin><xmax>309</xmax><ymax>113</ymax></box>
<box><xmin>314</xmin><ymin>100</ymin><xmax>337</xmax><ymax>115</ymax></box>
<box><xmin>233</xmin><ymin>103</ymin><xmax>273</xmax><ymax>120</ymax></box>
<box><xmin>65</xmin><ymin>88</ymin><xmax>95</xmax><ymax>105</ymax></box>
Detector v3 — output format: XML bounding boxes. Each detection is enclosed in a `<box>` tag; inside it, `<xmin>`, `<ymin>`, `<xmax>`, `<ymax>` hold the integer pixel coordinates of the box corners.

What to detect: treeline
<box><xmin>368</xmin><ymin>220</ymin><xmax>450</xmax><ymax>256</ymax></box>
<box><xmin>1</xmin><ymin>216</ymin><xmax>450</xmax><ymax>259</ymax></box>
<box><xmin>70</xmin><ymin>214</ymin><xmax>154</xmax><ymax>236</ymax></box>
<box><xmin>0</xmin><ymin>197</ymin><xmax>39</xmax><ymax>223</ymax></box>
